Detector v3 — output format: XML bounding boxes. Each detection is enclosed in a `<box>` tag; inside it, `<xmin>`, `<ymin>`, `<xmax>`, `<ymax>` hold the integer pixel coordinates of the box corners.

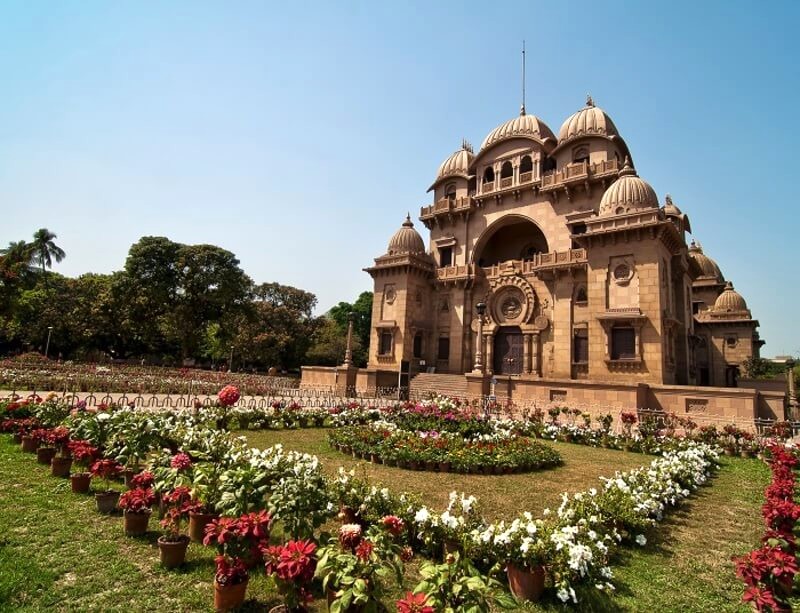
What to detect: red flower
<box><xmin>90</xmin><ymin>458</ymin><xmax>123</xmax><ymax>480</ymax></box>
<box><xmin>214</xmin><ymin>555</ymin><xmax>248</xmax><ymax>586</ymax></box>
<box><xmin>396</xmin><ymin>592</ymin><xmax>435</xmax><ymax>613</ymax></box>
<box><xmin>338</xmin><ymin>523</ymin><xmax>362</xmax><ymax>550</ymax></box>
<box><xmin>118</xmin><ymin>488</ymin><xmax>156</xmax><ymax>513</ymax></box>
<box><xmin>355</xmin><ymin>539</ymin><xmax>374</xmax><ymax>561</ymax></box>
<box><xmin>170</xmin><ymin>453</ymin><xmax>193</xmax><ymax>471</ymax></box>
<box><xmin>400</xmin><ymin>546</ymin><xmax>414</xmax><ymax>562</ymax></box>
<box><xmin>130</xmin><ymin>470</ymin><xmax>155</xmax><ymax>489</ymax></box>
<box><xmin>381</xmin><ymin>515</ymin><xmax>405</xmax><ymax>537</ymax></box>
<box><xmin>742</xmin><ymin>585</ymin><xmax>779</xmax><ymax>611</ymax></box>
<box><xmin>218</xmin><ymin>385</ymin><xmax>241</xmax><ymax>407</ymax></box>
<box><xmin>276</xmin><ymin>539</ymin><xmax>317</xmax><ymax>581</ymax></box>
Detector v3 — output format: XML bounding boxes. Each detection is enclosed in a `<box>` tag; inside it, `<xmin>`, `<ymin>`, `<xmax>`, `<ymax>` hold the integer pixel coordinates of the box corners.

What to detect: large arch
<box><xmin>472</xmin><ymin>215</ymin><xmax>550</xmax><ymax>267</ymax></box>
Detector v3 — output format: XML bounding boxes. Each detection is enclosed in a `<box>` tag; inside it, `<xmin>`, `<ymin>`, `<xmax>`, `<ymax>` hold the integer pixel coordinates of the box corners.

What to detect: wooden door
<box><xmin>493</xmin><ymin>327</ymin><xmax>523</xmax><ymax>375</ymax></box>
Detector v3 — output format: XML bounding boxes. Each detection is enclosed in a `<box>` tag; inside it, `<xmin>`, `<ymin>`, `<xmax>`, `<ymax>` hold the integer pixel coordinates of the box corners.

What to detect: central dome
<box><xmin>480</xmin><ymin>110</ymin><xmax>555</xmax><ymax>151</ymax></box>
<box><xmin>558</xmin><ymin>96</ymin><xmax>620</xmax><ymax>144</ymax></box>
<box><xmin>387</xmin><ymin>216</ymin><xmax>426</xmax><ymax>256</ymax></box>
<box><xmin>598</xmin><ymin>159</ymin><xmax>659</xmax><ymax>216</ymax></box>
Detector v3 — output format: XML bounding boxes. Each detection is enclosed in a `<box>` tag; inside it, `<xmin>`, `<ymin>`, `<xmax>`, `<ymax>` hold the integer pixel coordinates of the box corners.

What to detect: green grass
<box><xmin>0</xmin><ymin>429</ymin><xmax>778</xmax><ymax>612</ymax></box>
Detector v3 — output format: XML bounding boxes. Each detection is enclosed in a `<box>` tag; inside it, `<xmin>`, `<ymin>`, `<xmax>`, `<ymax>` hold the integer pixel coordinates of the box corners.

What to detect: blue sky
<box><xmin>1</xmin><ymin>1</ymin><xmax>798</xmax><ymax>356</ymax></box>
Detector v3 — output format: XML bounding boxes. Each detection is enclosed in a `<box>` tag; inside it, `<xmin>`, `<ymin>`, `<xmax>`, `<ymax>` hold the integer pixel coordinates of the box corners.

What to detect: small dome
<box><xmin>713</xmin><ymin>281</ymin><xmax>748</xmax><ymax>313</ymax></box>
<box><xmin>688</xmin><ymin>240</ymin><xmax>724</xmax><ymax>282</ymax></box>
<box><xmin>558</xmin><ymin>96</ymin><xmax>620</xmax><ymax>144</ymax></box>
<box><xmin>598</xmin><ymin>158</ymin><xmax>659</xmax><ymax>216</ymax></box>
<box><xmin>436</xmin><ymin>141</ymin><xmax>474</xmax><ymax>181</ymax></box>
<box><xmin>663</xmin><ymin>194</ymin><xmax>682</xmax><ymax>216</ymax></box>
<box><xmin>387</xmin><ymin>215</ymin><xmax>425</xmax><ymax>256</ymax></box>
<box><xmin>480</xmin><ymin>110</ymin><xmax>555</xmax><ymax>151</ymax></box>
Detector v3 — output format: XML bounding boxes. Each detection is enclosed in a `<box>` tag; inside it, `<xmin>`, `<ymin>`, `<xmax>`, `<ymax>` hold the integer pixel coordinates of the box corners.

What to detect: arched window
<box><xmin>574</xmin><ymin>285</ymin><xmax>588</xmax><ymax>304</ymax></box>
<box><xmin>467</xmin><ymin>177</ymin><xmax>476</xmax><ymax>196</ymax></box>
<box><xmin>573</xmin><ymin>146</ymin><xmax>589</xmax><ymax>165</ymax></box>
<box><xmin>500</xmin><ymin>161</ymin><xmax>513</xmax><ymax>178</ymax></box>
<box><xmin>519</xmin><ymin>155</ymin><xmax>533</xmax><ymax>182</ymax></box>
<box><xmin>413</xmin><ymin>332</ymin><xmax>423</xmax><ymax>359</ymax></box>
<box><xmin>542</xmin><ymin>157</ymin><xmax>557</xmax><ymax>173</ymax></box>
<box><xmin>444</xmin><ymin>183</ymin><xmax>456</xmax><ymax>202</ymax></box>
<box><xmin>482</xmin><ymin>167</ymin><xmax>495</xmax><ymax>184</ymax></box>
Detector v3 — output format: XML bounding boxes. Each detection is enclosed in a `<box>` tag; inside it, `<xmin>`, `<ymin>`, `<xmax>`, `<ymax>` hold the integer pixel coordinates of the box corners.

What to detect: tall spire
<box><xmin>520</xmin><ymin>40</ymin><xmax>527</xmax><ymax>116</ymax></box>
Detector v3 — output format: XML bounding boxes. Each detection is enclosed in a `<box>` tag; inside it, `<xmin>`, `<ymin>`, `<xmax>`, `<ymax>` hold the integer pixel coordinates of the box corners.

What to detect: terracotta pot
<box><xmin>385</xmin><ymin>458</ymin><xmax>396</xmax><ymax>467</ymax></box>
<box><xmin>740</xmin><ymin>450</ymin><xmax>754</xmax><ymax>459</ymax></box>
<box><xmin>189</xmin><ymin>511</ymin><xmax>219</xmax><ymax>543</ymax></box>
<box><xmin>158</xmin><ymin>535</ymin><xmax>190</xmax><ymax>568</ymax></box>
<box><xmin>123</xmin><ymin>509</ymin><xmax>151</xmax><ymax>536</ymax></box>
<box><xmin>425</xmin><ymin>461</ymin><xmax>437</xmax><ymax>472</ymax></box>
<box><xmin>397</xmin><ymin>460</ymin><xmax>407</xmax><ymax>469</ymax></box>
<box><xmin>59</xmin><ymin>443</ymin><xmax>72</xmax><ymax>458</ymax></box>
<box><xmin>506</xmin><ymin>563</ymin><xmax>546</xmax><ymax>602</ymax></box>
<box><xmin>12</xmin><ymin>432</ymin><xmax>22</xmax><ymax>444</ymax></box>
<box><xmin>438</xmin><ymin>462</ymin><xmax>451</xmax><ymax>473</ymax></box>
<box><xmin>95</xmin><ymin>490</ymin><xmax>120</xmax><ymax>514</ymax></box>
<box><xmin>37</xmin><ymin>446</ymin><xmax>57</xmax><ymax>465</ymax></box>
<box><xmin>21</xmin><ymin>435</ymin><xmax>37</xmax><ymax>453</ymax></box>
<box><xmin>71</xmin><ymin>472</ymin><xmax>91</xmax><ymax>493</ymax></box>
<box><xmin>724</xmin><ymin>448</ymin><xmax>736</xmax><ymax>457</ymax></box>
<box><xmin>51</xmin><ymin>455</ymin><xmax>73</xmax><ymax>478</ymax></box>
<box><xmin>213</xmin><ymin>577</ymin><xmax>248</xmax><ymax>612</ymax></box>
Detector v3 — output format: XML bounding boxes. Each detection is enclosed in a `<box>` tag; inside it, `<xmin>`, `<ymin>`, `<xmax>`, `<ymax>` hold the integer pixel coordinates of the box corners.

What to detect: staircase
<box><xmin>409</xmin><ymin>372</ymin><xmax>469</xmax><ymax>400</ymax></box>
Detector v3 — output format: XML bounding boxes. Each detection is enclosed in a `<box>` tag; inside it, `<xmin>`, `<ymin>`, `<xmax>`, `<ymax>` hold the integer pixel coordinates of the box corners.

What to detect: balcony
<box><xmin>420</xmin><ymin>196</ymin><xmax>475</xmax><ymax>222</ymax></box>
<box><xmin>541</xmin><ymin>159</ymin><xmax>620</xmax><ymax>191</ymax></box>
<box><xmin>482</xmin><ymin>248</ymin><xmax>588</xmax><ymax>279</ymax></box>
<box><xmin>436</xmin><ymin>264</ymin><xmax>476</xmax><ymax>283</ymax></box>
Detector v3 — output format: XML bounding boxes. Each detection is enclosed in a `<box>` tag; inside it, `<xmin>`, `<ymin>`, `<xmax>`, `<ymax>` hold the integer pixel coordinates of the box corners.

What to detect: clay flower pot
<box><xmin>70</xmin><ymin>472</ymin><xmax>91</xmax><ymax>493</ymax></box>
<box><xmin>21</xmin><ymin>435</ymin><xmax>37</xmax><ymax>453</ymax></box>
<box><xmin>438</xmin><ymin>461</ymin><xmax>451</xmax><ymax>473</ymax></box>
<box><xmin>12</xmin><ymin>432</ymin><xmax>22</xmax><ymax>444</ymax></box>
<box><xmin>123</xmin><ymin>509</ymin><xmax>151</xmax><ymax>536</ymax></box>
<box><xmin>122</xmin><ymin>469</ymin><xmax>137</xmax><ymax>489</ymax></box>
<box><xmin>51</xmin><ymin>456</ymin><xmax>73</xmax><ymax>478</ymax></box>
<box><xmin>36</xmin><ymin>446</ymin><xmax>57</xmax><ymax>465</ymax></box>
<box><xmin>506</xmin><ymin>563</ymin><xmax>546</xmax><ymax>602</ymax></box>
<box><xmin>188</xmin><ymin>511</ymin><xmax>218</xmax><ymax>543</ymax></box>
<box><xmin>158</xmin><ymin>535</ymin><xmax>190</xmax><ymax>568</ymax></box>
<box><xmin>213</xmin><ymin>577</ymin><xmax>248</xmax><ymax>612</ymax></box>
<box><xmin>95</xmin><ymin>490</ymin><xmax>120</xmax><ymax>514</ymax></box>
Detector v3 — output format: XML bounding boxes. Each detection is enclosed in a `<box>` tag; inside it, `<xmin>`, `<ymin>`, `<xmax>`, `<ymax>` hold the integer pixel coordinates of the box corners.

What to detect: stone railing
<box><xmin>482</xmin><ymin>248</ymin><xmax>587</xmax><ymax>278</ymax></box>
<box><xmin>541</xmin><ymin>158</ymin><xmax>620</xmax><ymax>190</ymax></box>
<box><xmin>436</xmin><ymin>264</ymin><xmax>476</xmax><ymax>282</ymax></box>
<box><xmin>420</xmin><ymin>196</ymin><xmax>474</xmax><ymax>220</ymax></box>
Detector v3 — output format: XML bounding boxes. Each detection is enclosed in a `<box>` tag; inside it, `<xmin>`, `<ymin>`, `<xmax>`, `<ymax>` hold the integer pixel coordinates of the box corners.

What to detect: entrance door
<box><xmin>493</xmin><ymin>327</ymin><xmax>524</xmax><ymax>375</ymax></box>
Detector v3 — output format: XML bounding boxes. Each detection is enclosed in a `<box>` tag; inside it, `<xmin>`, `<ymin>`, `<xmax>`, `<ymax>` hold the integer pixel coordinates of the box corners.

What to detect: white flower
<box><xmin>414</xmin><ymin>507</ymin><xmax>430</xmax><ymax>524</ymax></box>
<box><xmin>557</xmin><ymin>588</ymin><xmax>570</xmax><ymax>602</ymax></box>
<box><xmin>635</xmin><ymin>534</ymin><xmax>647</xmax><ymax>546</ymax></box>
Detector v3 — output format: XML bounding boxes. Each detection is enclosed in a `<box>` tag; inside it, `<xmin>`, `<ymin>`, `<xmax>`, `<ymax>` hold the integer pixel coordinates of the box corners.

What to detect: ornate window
<box><xmin>500</xmin><ymin>161</ymin><xmax>513</xmax><ymax>179</ymax></box>
<box><xmin>574</xmin><ymin>285</ymin><xmax>588</xmax><ymax>305</ymax></box>
<box><xmin>437</xmin><ymin>337</ymin><xmax>450</xmax><ymax>361</ymax></box>
<box><xmin>573</xmin><ymin>146</ymin><xmax>589</xmax><ymax>164</ymax></box>
<box><xmin>378</xmin><ymin>331</ymin><xmax>393</xmax><ymax>356</ymax></box>
<box><xmin>444</xmin><ymin>183</ymin><xmax>456</xmax><ymax>202</ymax></box>
<box><xmin>520</xmin><ymin>155</ymin><xmax>533</xmax><ymax>175</ymax></box>
<box><xmin>413</xmin><ymin>332</ymin><xmax>423</xmax><ymax>359</ymax></box>
<box><xmin>482</xmin><ymin>167</ymin><xmax>495</xmax><ymax>183</ymax></box>
<box><xmin>439</xmin><ymin>246</ymin><xmax>453</xmax><ymax>267</ymax></box>
<box><xmin>610</xmin><ymin>327</ymin><xmax>636</xmax><ymax>360</ymax></box>
<box><xmin>573</xmin><ymin>329</ymin><xmax>589</xmax><ymax>363</ymax></box>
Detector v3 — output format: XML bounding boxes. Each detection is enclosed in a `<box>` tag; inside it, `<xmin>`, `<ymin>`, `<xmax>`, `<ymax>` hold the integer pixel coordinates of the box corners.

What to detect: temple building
<box><xmin>363</xmin><ymin>97</ymin><xmax>762</xmax><ymax>390</ymax></box>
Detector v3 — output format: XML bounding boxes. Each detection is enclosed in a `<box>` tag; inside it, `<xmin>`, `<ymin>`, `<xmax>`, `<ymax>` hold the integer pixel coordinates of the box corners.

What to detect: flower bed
<box><xmin>734</xmin><ymin>445</ymin><xmax>800</xmax><ymax>611</ymax></box>
<box><xmin>328</xmin><ymin>424</ymin><xmax>562</xmax><ymax>473</ymax></box>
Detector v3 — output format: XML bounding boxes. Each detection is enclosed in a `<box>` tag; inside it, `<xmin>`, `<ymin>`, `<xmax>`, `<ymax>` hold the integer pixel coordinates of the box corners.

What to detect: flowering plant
<box><xmin>90</xmin><ymin>458</ymin><xmax>123</xmax><ymax>492</ymax></box>
<box><xmin>214</xmin><ymin>554</ymin><xmax>248</xmax><ymax>587</ymax></box>
<box><xmin>263</xmin><ymin>539</ymin><xmax>317</xmax><ymax>612</ymax></box>
<box><xmin>203</xmin><ymin>510</ymin><xmax>273</xmax><ymax>568</ymax></box>
<box><xmin>396</xmin><ymin>592</ymin><xmax>436</xmax><ymax>613</ymax></box>
<box><xmin>118</xmin><ymin>487</ymin><xmax>156</xmax><ymax>514</ymax></box>
<box><xmin>130</xmin><ymin>470</ymin><xmax>155</xmax><ymax>489</ymax></box>
<box><xmin>315</xmin><ymin>523</ymin><xmax>404</xmax><ymax>611</ymax></box>
<box><xmin>160</xmin><ymin>486</ymin><xmax>193</xmax><ymax>541</ymax></box>
<box><xmin>218</xmin><ymin>385</ymin><xmax>241</xmax><ymax>407</ymax></box>
<box><xmin>68</xmin><ymin>440</ymin><xmax>99</xmax><ymax>469</ymax></box>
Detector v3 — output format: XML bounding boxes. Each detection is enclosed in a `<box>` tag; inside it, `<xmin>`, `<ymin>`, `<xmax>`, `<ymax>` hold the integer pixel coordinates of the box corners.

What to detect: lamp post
<box><xmin>473</xmin><ymin>302</ymin><xmax>486</xmax><ymax>372</ymax></box>
<box><xmin>786</xmin><ymin>357</ymin><xmax>797</xmax><ymax>420</ymax></box>
<box><xmin>229</xmin><ymin>345</ymin><xmax>234</xmax><ymax>372</ymax></box>
<box><xmin>343</xmin><ymin>312</ymin><xmax>355</xmax><ymax>367</ymax></box>
<box><xmin>44</xmin><ymin>326</ymin><xmax>53</xmax><ymax>359</ymax></box>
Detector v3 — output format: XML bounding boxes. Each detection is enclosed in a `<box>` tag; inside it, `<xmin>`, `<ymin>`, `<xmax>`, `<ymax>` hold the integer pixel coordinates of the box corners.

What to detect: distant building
<box><xmin>365</xmin><ymin>98</ymin><xmax>761</xmax><ymax>388</ymax></box>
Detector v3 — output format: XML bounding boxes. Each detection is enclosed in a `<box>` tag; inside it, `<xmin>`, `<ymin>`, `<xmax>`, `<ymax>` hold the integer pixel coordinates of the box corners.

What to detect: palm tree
<box><xmin>0</xmin><ymin>240</ymin><xmax>34</xmax><ymax>281</ymax></box>
<box><xmin>31</xmin><ymin>228</ymin><xmax>66</xmax><ymax>275</ymax></box>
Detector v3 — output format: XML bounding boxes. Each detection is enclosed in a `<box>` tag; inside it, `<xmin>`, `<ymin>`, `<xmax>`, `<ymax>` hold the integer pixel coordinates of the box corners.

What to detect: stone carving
<box><xmin>384</xmin><ymin>286</ymin><xmax>397</xmax><ymax>305</ymax></box>
<box><xmin>534</xmin><ymin>315</ymin><xmax>550</xmax><ymax>331</ymax></box>
<box><xmin>685</xmin><ymin>398</ymin><xmax>708</xmax><ymax>413</ymax></box>
<box><xmin>501</xmin><ymin>296</ymin><xmax>522</xmax><ymax>319</ymax></box>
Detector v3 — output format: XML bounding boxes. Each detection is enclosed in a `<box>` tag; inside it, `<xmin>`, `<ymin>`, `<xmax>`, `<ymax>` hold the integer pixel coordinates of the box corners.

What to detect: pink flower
<box><xmin>218</xmin><ymin>385</ymin><xmax>241</xmax><ymax>407</ymax></box>
<box><xmin>170</xmin><ymin>453</ymin><xmax>193</xmax><ymax>471</ymax></box>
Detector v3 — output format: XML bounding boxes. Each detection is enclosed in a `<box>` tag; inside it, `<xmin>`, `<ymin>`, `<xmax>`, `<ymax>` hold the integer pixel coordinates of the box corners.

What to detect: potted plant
<box><xmin>263</xmin><ymin>539</ymin><xmax>317</xmax><ymax>612</ymax></box>
<box><xmin>91</xmin><ymin>458</ymin><xmax>123</xmax><ymax>513</ymax></box>
<box><xmin>204</xmin><ymin>511</ymin><xmax>273</xmax><ymax>611</ymax></box>
<box><xmin>32</xmin><ymin>428</ymin><xmax>58</xmax><ymax>465</ymax></box>
<box><xmin>68</xmin><ymin>440</ymin><xmax>99</xmax><ymax>493</ymax></box>
<box><xmin>158</xmin><ymin>486</ymin><xmax>193</xmax><ymax>568</ymax></box>
<box><xmin>315</xmin><ymin>523</ymin><xmax>404</xmax><ymax>612</ymax></box>
<box><xmin>118</xmin><ymin>487</ymin><xmax>155</xmax><ymax>536</ymax></box>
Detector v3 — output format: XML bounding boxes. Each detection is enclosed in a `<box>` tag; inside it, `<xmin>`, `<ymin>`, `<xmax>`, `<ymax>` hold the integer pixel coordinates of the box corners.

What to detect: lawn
<box><xmin>0</xmin><ymin>429</ymin><xmax>774</xmax><ymax>612</ymax></box>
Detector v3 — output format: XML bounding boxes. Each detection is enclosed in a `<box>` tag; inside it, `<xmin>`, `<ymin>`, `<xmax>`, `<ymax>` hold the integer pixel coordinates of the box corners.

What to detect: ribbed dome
<box><xmin>437</xmin><ymin>143</ymin><xmax>474</xmax><ymax>181</ymax></box>
<box><xmin>387</xmin><ymin>216</ymin><xmax>426</xmax><ymax>256</ymax></box>
<box><xmin>558</xmin><ymin>97</ymin><xmax>619</xmax><ymax>144</ymax></box>
<box><xmin>663</xmin><ymin>194</ymin><xmax>682</xmax><ymax>216</ymax></box>
<box><xmin>480</xmin><ymin>110</ymin><xmax>555</xmax><ymax>151</ymax></box>
<box><xmin>688</xmin><ymin>240</ymin><xmax>724</xmax><ymax>282</ymax></box>
<box><xmin>598</xmin><ymin>159</ymin><xmax>659</xmax><ymax>216</ymax></box>
<box><xmin>713</xmin><ymin>281</ymin><xmax>748</xmax><ymax>313</ymax></box>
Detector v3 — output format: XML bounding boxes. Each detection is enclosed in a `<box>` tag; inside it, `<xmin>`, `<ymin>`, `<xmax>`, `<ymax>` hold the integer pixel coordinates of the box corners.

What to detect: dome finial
<box><xmin>665</xmin><ymin>193</ymin><xmax>673</xmax><ymax>206</ymax></box>
<box><xmin>619</xmin><ymin>155</ymin><xmax>636</xmax><ymax>177</ymax></box>
<box><xmin>586</xmin><ymin>93</ymin><xmax>594</xmax><ymax>107</ymax></box>
<box><xmin>403</xmin><ymin>213</ymin><xmax>413</xmax><ymax>227</ymax></box>
<box><xmin>461</xmin><ymin>138</ymin><xmax>473</xmax><ymax>153</ymax></box>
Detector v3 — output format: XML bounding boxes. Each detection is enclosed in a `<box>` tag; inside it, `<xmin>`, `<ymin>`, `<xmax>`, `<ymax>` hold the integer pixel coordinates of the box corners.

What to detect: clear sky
<box><xmin>2</xmin><ymin>1</ymin><xmax>798</xmax><ymax>356</ymax></box>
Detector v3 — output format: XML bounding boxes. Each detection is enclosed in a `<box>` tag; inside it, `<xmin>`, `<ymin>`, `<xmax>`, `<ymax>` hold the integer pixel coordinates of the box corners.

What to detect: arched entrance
<box><xmin>473</xmin><ymin>215</ymin><xmax>549</xmax><ymax>268</ymax></box>
<box><xmin>493</xmin><ymin>326</ymin><xmax>524</xmax><ymax>375</ymax></box>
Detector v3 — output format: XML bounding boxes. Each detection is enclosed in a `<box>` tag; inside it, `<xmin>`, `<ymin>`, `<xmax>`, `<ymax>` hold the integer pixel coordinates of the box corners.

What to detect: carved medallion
<box><xmin>501</xmin><ymin>296</ymin><xmax>522</xmax><ymax>319</ymax></box>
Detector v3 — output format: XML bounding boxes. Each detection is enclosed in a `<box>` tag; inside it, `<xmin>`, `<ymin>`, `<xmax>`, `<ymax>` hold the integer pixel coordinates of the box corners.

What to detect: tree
<box><xmin>30</xmin><ymin>228</ymin><xmax>65</xmax><ymax>275</ymax></box>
